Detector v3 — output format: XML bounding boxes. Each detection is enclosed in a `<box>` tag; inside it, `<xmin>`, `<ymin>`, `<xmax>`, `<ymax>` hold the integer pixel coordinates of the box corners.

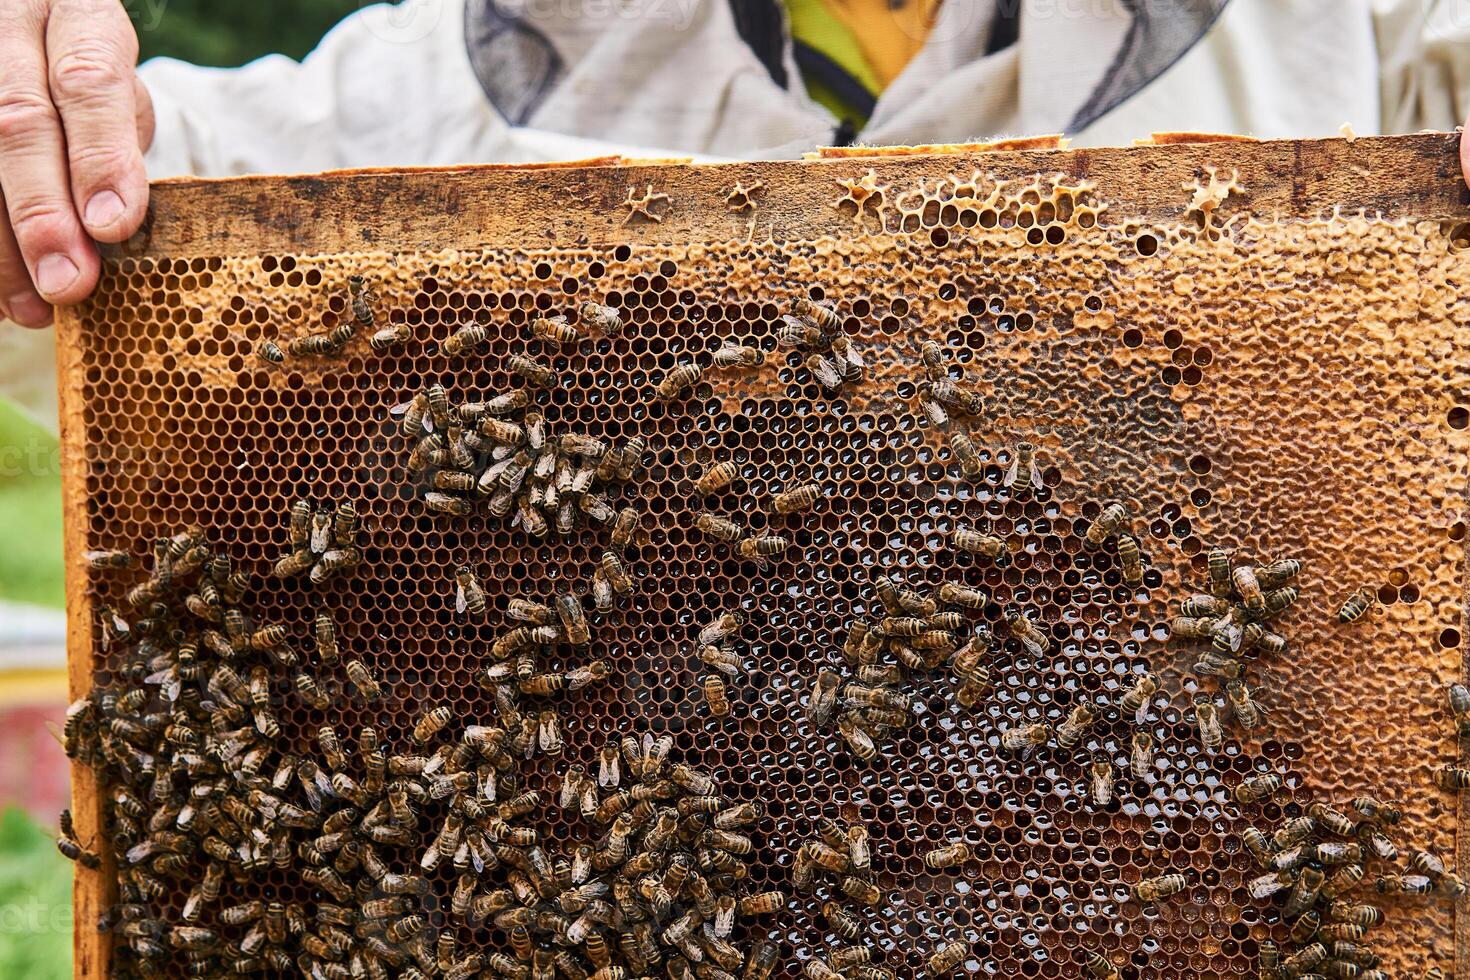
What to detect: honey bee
<box><xmin>412</xmin><ymin>705</ymin><xmax>452</xmax><ymax>744</ymax></box>
<box><xmin>1316</xmin><ymin>841</ymin><xmax>1362</xmax><ymax>866</ymax></box>
<box><xmin>918</xmin><ymin>340</ymin><xmax>949</xmax><ymax>380</ymax></box>
<box><xmin>579</xmin><ymin>301</ymin><xmax>622</xmax><ymax>335</ymax></box>
<box><xmin>425</xmin><ymin>492</ymin><xmax>472</xmax><ymax>517</ymax></box>
<box><xmin>808</xmin><ymin>668</ymin><xmax>842</xmax><ymax>727</ymax></box>
<box><xmin>923</xmin><ymin>842</ymin><xmax>971</xmax><ymax>870</ymax></box>
<box><xmin>1089</xmin><ymin>757</ymin><xmax>1113</xmax><ymax>806</ymax></box>
<box><xmin>928</xmin><ymin>380</ymin><xmax>984</xmax><ymax>416</ymax></box>
<box><xmin>345</xmin><ymin>659</ymin><xmax>382</xmax><ymax>701</ymax></box>
<box><xmin>1229</xmin><ymin>565</ymin><xmax>1263</xmax><ymax>616</ymax></box>
<box><xmin>916</xmin><ymin>383</ymin><xmax>950</xmax><ymax>430</ymax></box>
<box><xmin>1438</xmin><ymin>765</ymin><xmax>1470</xmax><ymax>790</ymax></box>
<box><xmin>346</xmin><ymin>273</ymin><xmax>376</xmax><ymax>324</ymax></box>
<box><xmin>1082</xmin><ymin>951</ymin><xmax>1121</xmax><ymax>980</ymax></box>
<box><xmin>837</xmin><ymin>713</ymin><xmax>876</xmax><ymax>760</ymax></box>
<box><xmin>1279</xmin><ymin>942</ymin><xmax>1326</xmax><ymax>976</ymax></box>
<box><xmin>923</xmin><ymin>940</ymin><xmax>967</xmax><ymax>978</ymax></box>
<box><xmin>1194</xmin><ymin>699</ymin><xmax>1222</xmax><ymax>753</ymax></box>
<box><xmin>1240</xmin><ymin>827</ymin><xmax>1276</xmax><ymax>867</ymax></box>
<box><xmin>657</xmin><ymin>363</ymin><xmax>704</xmax><ymax>400</ymax></box>
<box><xmin>1376</xmin><ymin>873</ymin><xmax>1434</xmax><ymax>895</ymax></box>
<box><xmin>598</xmin><ymin>551</ymin><xmax>634</xmax><ymax>600</ymax></box>
<box><xmin>256</xmin><ymin>340</ymin><xmax>285</xmax><ymax>365</ymax></box>
<box><xmin>700</xmin><ymin>612</ymin><xmax>743</xmax><ymax>646</ymax></box>
<box><xmin>1055</xmin><ymin>702</ymin><xmax>1096</xmax><ymax>750</ymax></box>
<box><xmin>1130</xmin><ymin>731</ymin><xmax>1154</xmax><ymax>780</ymax></box>
<box><xmin>1000</xmin><ymin>721</ymin><xmax>1049</xmax><ymax>756</ymax></box>
<box><xmin>496</xmin><ymin>354</ymin><xmax>554</xmax><ymax>392</ymax></box>
<box><xmin>1338</xmin><ymin>586</ymin><xmax>1378</xmax><ymax>623</ymax></box>
<box><xmin>712</xmin><ymin>341</ymin><xmax>764</xmax><ymax>368</ymax></box>
<box><xmin>1349</xmin><ymin>795</ymin><xmax>1401</xmax><ymax>824</ymax></box>
<box><xmin>289</xmin><ymin>333</ymin><xmax>337</xmax><ymax>357</ymax></box>
<box><xmin>1325</xmin><ymin>902</ymin><xmax>1382</xmax><ymax>927</ymax></box>
<box><xmin>1116</xmin><ymin>533</ymin><xmax>1143</xmax><ymax>586</ymax></box>
<box><xmin>701</xmin><ymin>675</ymin><xmax>732</xmax><ymax>717</ymax></box>
<box><xmin>953</xmin><ymin>526</ymin><xmax>1008</xmax><ymax>564</ymax></box>
<box><xmin>830</xmin><ymin>334</ymin><xmax>866</xmax><ymax>382</ymax></box>
<box><xmin>1006</xmin><ymin>608</ymin><xmax>1051</xmax><ymax>656</ymax></box>
<box><xmin>1164</xmin><ymin>617</ymin><xmax>1211</xmax><ymax>640</ymax></box>
<box><xmin>778</xmin><ymin>314</ymin><xmax>826</xmax><ymax>350</ymax></box>
<box><xmin>696</xmin><ymin>517</ymin><xmax>746</xmax><ymax>549</ymax></box>
<box><xmin>1207</xmin><ymin>548</ymin><xmax>1232</xmax><ymax>598</ymax></box>
<box><xmin>369</xmin><ymin>321</ymin><xmax>413</xmax><ymax>352</ymax></box>
<box><xmin>293</xmin><ymin>670</ymin><xmax>331</xmax><ymax>710</ymax></box>
<box><xmin>96</xmin><ymin>605</ymin><xmax>130</xmax><ymax>652</ymax></box>
<box><xmin>772</xmin><ymin>483</ymin><xmax>822</xmax><ymax>515</ymax></box>
<box><xmin>806</xmin><ymin>352</ymin><xmax>843</xmax><ymax>391</ymax></box>
<box><xmin>1178</xmin><ymin>595</ymin><xmax>1228</xmax><ymax>620</ymax></box>
<box><xmin>1447</xmin><ymin>682</ymin><xmax>1470</xmax><ymax>737</ymax></box>
<box><xmin>1003</xmin><ymin>441</ymin><xmax>1043</xmax><ymax>493</ymax></box>
<box><xmin>1233</xmin><ymin>772</ymin><xmax>1282</xmax><ymax>804</ymax></box>
<box><xmin>937</xmin><ymin>582</ymin><xmax>987</xmax><ymax>609</ymax></box>
<box><xmin>1133</xmin><ymin>873</ymin><xmax>1187</xmax><ymax>903</ymax></box>
<box><xmin>1119</xmin><ymin>673</ymin><xmax>1157</xmax><ymax>723</ymax></box>
<box><xmin>1219</xmin><ymin>673</ymin><xmax>1262</xmax><ymax>726</ymax></box>
<box><xmin>443</xmin><ymin>321</ymin><xmax>488</xmax><ymax>356</ymax></box>
<box><xmin>57</xmin><ymin>832</ymin><xmax>100</xmax><ymax>870</ymax></box>
<box><xmin>694</xmin><ymin>461</ymin><xmax>738</xmax><ymax>495</ymax></box>
<box><xmin>452</xmin><ymin>564</ymin><xmax>488</xmax><ymax>617</ymax></box>
<box><xmin>557</xmin><ymin>592</ymin><xmax>591</xmax><ymax>646</ymax></box>
<box><xmin>819</xmin><ymin>900</ymin><xmax>864</xmax><ymax>941</ymax></box>
<box><xmin>531</xmin><ymin>314</ymin><xmax>581</xmax><ymax>345</ymax></box>
<box><xmin>610</xmin><ymin>507</ymin><xmax>640</xmax><ymax>550</ymax></box>
<box><xmin>738</xmin><ymin>535</ymin><xmax>789</xmax><ymax>569</ymax></box>
<box><xmin>1257</xmin><ymin>558</ymin><xmax>1301</xmax><ymax>587</ymax></box>
<box><xmin>948</xmin><ymin>430</ymin><xmax>984</xmax><ymax>479</ymax></box>
<box><xmin>792</xmin><ymin>297</ymin><xmax>840</xmax><ymax>332</ymax></box>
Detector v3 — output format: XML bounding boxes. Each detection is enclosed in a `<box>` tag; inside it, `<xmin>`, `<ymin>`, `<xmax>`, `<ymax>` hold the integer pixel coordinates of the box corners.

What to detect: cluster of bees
<box><xmin>256</xmin><ymin>275</ymin><xmax>393</xmax><ymax>364</ymax></box>
<box><xmin>693</xmin><ymin>612</ymin><xmax>746</xmax><ymax>719</ymax></box>
<box><xmin>64</xmin><ymin>532</ymin><xmax>371</xmax><ymax>973</ymax></box>
<box><xmin>1241</xmin><ymin>795</ymin><xmax>1454</xmax><ymax>980</ymax></box>
<box><xmin>791</xmin><ymin>816</ymin><xmax>964</xmax><ymax>980</ymax></box>
<box><xmin>690</xmin><ymin>462</ymin><xmax>819</xmax><ymax>571</ymax></box>
<box><xmin>651</xmin><ymin>298</ymin><xmax>862</xmax><ymax>403</ymax></box>
<box><xmin>806</xmin><ymin>577</ymin><xmax>973</xmax><ymax>760</ymax></box>
<box><xmin>470</xmin><ymin>581</ymin><xmax>616</xmax><ymax>759</ymax></box>
<box><xmin>1169</xmin><ymin>550</ymin><xmax>1299</xmax><ymax>738</ymax></box>
<box><xmin>547</xmin><ymin>735</ymin><xmax>787</xmax><ymax>980</ymax></box>
<box><xmin>272</xmin><ymin>500</ymin><xmax>364</xmax><ymax>584</ymax></box>
<box><xmin>395</xmin><ymin>376</ymin><xmax>645</xmax><ymax>541</ymax></box>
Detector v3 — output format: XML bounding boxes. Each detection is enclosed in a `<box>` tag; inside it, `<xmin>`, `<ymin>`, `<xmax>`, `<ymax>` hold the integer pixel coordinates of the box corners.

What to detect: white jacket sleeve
<box><xmin>1374</xmin><ymin>0</ymin><xmax>1470</xmax><ymax>133</ymax></box>
<box><xmin>140</xmin><ymin>0</ymin><xmax>660</xmax><ymax>179</ymax></box>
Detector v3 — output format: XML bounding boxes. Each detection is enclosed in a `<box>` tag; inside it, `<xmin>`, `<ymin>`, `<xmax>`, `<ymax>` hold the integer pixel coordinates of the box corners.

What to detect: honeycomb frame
<box><xmin>57</xmin><ymin>133</ymin><xmax>1470</xmax><ymax>978</ymax></box>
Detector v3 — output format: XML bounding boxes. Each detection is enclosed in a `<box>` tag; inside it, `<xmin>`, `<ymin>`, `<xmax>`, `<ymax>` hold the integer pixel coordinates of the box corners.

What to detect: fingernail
<box><xmin>35</xmin><ymin>253</ymin><xmax>80</xmax><ymax>296</ymax></box>
<box><xmin>85</xmin><ymin>190</ymin><xmax>125</xmax><ymax>228</ymax></box>
<box><xmin>8</xmin><ymin>291</ymin><xmax>52</xmax><ymax>326</ymax></box>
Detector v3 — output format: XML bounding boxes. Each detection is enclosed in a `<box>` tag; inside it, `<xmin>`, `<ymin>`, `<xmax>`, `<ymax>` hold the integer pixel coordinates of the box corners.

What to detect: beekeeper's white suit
<box><xmin>3</xmin><ymin>0</ymin><xmax>1469</xmax><ymax>427</ymax></box>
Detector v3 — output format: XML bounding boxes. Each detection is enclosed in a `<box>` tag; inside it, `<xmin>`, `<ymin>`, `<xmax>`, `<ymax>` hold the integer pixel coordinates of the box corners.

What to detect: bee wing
<box><xmin>1002</xmin><ymin>455</ymin><xmax>1021</xmax><ymax>488</ymax></box>
<box><xmin>455</xmin><ymin>583</ymin><xmax>468</xmax><ymax>615</ymax></box>
<box><xmin>43</xmin><ymin>719</ymin><xmax>66</xmax><ymax>749</ymax></box>
<box><xmin>388</xmin><ymin>399</ymin><xmax>413</xmax><ymax>418</ymax></box>
<box><xmin>1028</xmin><ymin>460</ymin><xmax>1045</xmax><ymax>490</ymax></box>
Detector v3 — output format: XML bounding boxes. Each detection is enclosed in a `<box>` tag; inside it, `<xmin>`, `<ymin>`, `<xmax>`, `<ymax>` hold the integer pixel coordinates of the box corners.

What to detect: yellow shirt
<box><xmin>786</xmin><ymin>0</ymin><xmax>943</xmax><ymax>129</ymax></box>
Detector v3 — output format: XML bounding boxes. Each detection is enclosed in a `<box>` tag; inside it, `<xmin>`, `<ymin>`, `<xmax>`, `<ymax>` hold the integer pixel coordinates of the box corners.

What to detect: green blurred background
<box><xmin>0</xmin><ymin>4</ymin><xmax>361</xmax><ymax>977</ymax></box>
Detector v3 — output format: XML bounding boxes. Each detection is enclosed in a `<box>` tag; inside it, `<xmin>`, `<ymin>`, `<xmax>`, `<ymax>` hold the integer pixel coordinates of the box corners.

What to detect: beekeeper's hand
<box><xmin>0</xmin><ymin>0</ymin><xmax>151</xmax><ymax>328</ymax></box>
